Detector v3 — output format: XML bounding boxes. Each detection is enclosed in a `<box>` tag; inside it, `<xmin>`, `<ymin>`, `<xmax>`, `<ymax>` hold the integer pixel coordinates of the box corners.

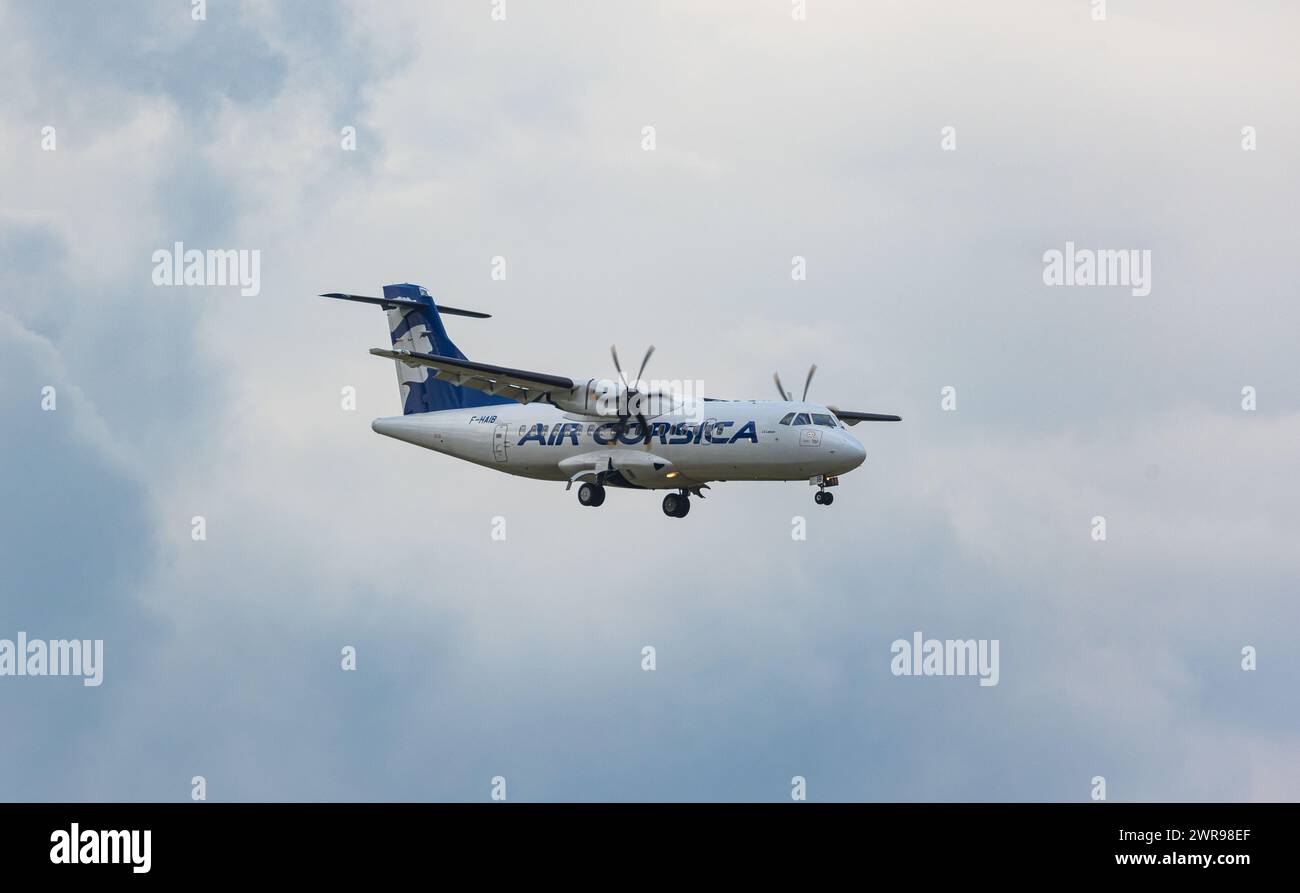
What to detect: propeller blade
<box><xmin>801</xmin><ymin>364</ymin><xmax>817</xmax><ymax>402</ymax></box>
<box><xmin>610</xmin><ymin>345</ymin><xmax>628</xmax><ymax>388</ymax></box>
<box><xmin>634</xmin><ymin>345</ymin><xmax>655</xmax><ymax>389</ymax></box>
<box><xmin>773</xmin><ymin>372</ymin><xmax>791</xmax><ymax>401</ymax></box>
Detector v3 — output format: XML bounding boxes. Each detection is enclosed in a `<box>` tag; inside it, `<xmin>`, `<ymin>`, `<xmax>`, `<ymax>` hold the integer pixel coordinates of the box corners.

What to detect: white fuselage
<box><xmin>371</xmin><ymin>400</ymin><xmax>867</xmax><ymax>489</ymax></box>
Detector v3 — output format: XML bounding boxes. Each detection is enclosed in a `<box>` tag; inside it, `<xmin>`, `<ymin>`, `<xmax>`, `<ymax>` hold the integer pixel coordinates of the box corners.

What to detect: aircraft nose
<box><xmin>844</xmin><ymin>435</ymin><xmax>866</xmax><ymax>470</ymax></box>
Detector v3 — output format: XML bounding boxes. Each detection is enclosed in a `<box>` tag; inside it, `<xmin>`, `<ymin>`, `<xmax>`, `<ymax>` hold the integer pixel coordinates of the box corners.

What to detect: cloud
<box><xmin>1</xmin><ymin>0</ymin><xmax>1296</xmax><ymax>801</ymax></box>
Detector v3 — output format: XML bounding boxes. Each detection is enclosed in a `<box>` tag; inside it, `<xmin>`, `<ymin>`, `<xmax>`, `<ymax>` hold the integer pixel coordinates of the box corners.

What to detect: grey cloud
<box><xmin>1</xmin><ymin>0</ymin><xmax>1297</xmax><ymax>802</ymax></box>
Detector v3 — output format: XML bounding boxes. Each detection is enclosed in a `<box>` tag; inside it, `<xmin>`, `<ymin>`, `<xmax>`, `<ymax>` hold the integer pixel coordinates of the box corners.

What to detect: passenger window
<box><xmin>779</xmin><ymin>412</ymin><xmax>795</xmax><ymax>426</ymax></box>
<box><xmin>793</xmin><ymin>413</ymin><xmax>811</xmax><ymax>426</ymax></box>
<box><xmin>811</xmin><ymin>413</ymin><xmax>836</xmax><ymax>427</ymax></box>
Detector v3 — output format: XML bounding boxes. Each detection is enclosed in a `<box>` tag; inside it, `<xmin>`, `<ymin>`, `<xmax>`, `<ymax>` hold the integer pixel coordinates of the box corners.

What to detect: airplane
<box><xmin>324</xmin><ymin>283</ymin><xmax>901</xmax><ymax>518</ymax></box>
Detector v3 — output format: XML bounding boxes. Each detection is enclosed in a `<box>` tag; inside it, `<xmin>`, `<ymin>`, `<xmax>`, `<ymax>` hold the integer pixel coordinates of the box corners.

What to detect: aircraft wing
<box><xmin>830</xmin><ymin>408</ymin><xmax>902</xmax><ymax>425</ymax></box>
<box><xmin>370</xmin><ymin>348</ymin><xmax>576</xmax><ymax>405</ymax></box>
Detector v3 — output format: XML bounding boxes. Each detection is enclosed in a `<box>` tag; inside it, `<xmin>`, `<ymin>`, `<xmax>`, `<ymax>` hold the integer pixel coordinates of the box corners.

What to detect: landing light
<box><xmin>666</xmin><ymin>471</ymin><xmax>678</xmax><ymax>479</ymax></box>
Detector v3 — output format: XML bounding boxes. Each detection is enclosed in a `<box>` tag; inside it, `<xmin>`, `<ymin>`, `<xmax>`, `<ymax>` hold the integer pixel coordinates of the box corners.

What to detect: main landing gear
<box><xmin>577</xmin><ymin>483</ymin><xmax>694</xmax><ymax>517</ymax></box>
<box><xmin>662</xmin><ymin>491</ymin><xmax>691</xmax><ymax>518</ymax></box>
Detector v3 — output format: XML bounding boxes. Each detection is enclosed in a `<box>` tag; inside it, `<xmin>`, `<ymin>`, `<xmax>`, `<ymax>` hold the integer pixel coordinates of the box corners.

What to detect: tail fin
<box><xmin>324</xmin><ymin>283</ymin><xmax>514</xmax><ymax>415</ymax></box>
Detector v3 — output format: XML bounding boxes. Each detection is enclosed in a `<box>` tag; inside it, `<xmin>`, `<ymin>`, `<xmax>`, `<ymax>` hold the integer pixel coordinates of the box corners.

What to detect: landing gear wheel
<box><xmin>578</xmin><ymin>482</ymin><xmax>606</xmax><ymax>507</ymax></box>
<box><xmin>814</xmin><ymin>491</ymin><xmax>826</xmax><ymax>505</ymax></box>
<box><xmin>662</xmin><ymin>493</ymin><xmax>689</xmax><ymax>518</ymax></box>
<box><xmin>822</xmin><ymin>491</ymin><xmax>833</xmax><ymax>505</ymax></box>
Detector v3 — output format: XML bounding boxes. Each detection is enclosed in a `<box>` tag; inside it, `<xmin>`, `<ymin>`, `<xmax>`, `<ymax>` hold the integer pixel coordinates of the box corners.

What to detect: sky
<box><xmin>1</xmin><ymin>0</ymin><xmax>1297</xmax><ymax>801</ymax></box>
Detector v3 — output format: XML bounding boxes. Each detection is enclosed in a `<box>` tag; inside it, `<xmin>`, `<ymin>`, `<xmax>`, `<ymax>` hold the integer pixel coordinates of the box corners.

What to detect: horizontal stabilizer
<box><xmin>320</xmin><ymin>293</ymin><xmax>491</xmax><ymax>318</ymax></box>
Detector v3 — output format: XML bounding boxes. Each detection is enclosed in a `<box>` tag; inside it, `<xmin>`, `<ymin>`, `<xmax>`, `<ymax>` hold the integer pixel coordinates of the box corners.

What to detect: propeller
<box><xmin>775</xmin><ymin>362</ymin><xmax>902</xmax><ymax>424</ymax></box>
<box><xmin>611</xmin><ymin>344</ymin><xmax>656</xmax><ymax>444</ymax></box>
<box><xmin>773</xmin><ymin>364</ymin><xmax>817</xmax><ymax>402</ymax></box>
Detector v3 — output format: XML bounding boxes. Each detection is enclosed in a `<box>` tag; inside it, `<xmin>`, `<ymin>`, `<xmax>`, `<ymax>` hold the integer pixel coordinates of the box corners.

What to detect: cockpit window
<box><xmin>793</xmin><ymin>413</ymin><xmax>811</xmax><ymax>426</ymax></box>
<box><xmin>778</xmin><ymin>412</ymin><xmax>795</xmax><ymax>426</ymax></box>
<box><xmin>811</xmin><ymin>413</ymin><xmax>836</xmax><ymax>427</ymax></box>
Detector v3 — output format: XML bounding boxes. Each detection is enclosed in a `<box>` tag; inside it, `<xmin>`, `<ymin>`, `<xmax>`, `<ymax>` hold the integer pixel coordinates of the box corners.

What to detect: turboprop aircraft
<box><xmin>324</xmin><ymin>283</ymin><xmax>900</xmax><ymax>518</ymax></box>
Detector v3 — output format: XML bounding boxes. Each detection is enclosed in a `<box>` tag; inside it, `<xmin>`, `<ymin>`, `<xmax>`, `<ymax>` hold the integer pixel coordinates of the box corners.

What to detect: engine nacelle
<box><xmin>550</xmin><ymin>379</ymin><xmax>680</xmax><ymax>419</ymax></box>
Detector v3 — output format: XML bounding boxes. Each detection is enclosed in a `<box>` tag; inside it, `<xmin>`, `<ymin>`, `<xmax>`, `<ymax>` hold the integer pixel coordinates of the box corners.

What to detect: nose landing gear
<box><xmin>812</xmin><ymin>475</ymin><xmax>838</xmax><ymax>506</ymax></box>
